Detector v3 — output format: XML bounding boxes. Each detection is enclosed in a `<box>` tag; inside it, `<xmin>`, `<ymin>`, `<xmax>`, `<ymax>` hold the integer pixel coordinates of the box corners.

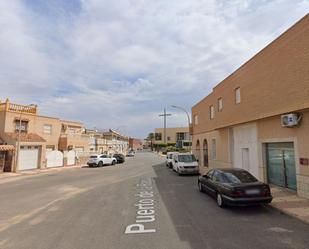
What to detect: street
<box><xmin>0</xmin><ymin>152</ymin><xmax>308</xmax><ymax>249</ymax></box>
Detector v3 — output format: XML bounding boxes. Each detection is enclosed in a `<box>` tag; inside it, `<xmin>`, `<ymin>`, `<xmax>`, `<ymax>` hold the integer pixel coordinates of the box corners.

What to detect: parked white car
<box><xmin>172</xmin><ymin>153</ymin><xmax>199</xmax><ymax>175</ymax></box>
<box><xmin>87</xmin><ymin>154</ymin><xmax>117</xmax><ymax>167</ymax></box>
<box><xmin>166</xmin><ymin>152</ymin><xmax>178</xmax><ymax>168</ymax></box>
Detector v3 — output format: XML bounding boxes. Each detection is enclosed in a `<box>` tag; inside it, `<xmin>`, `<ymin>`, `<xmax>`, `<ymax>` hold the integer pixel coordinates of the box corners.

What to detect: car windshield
<box><xmin>90</xmin><ymin>155</ymin><xmax>98</xmax><ymax>158</ymax></box>
<box><xmin>178</xmin><ymin>155</ymin><xmax>196</xmax><ymax>162</ymax></box>
<box><xmin>222</xmin><ymin>171</ymin><xmax>258</xmax><ymax>183</ymax></box>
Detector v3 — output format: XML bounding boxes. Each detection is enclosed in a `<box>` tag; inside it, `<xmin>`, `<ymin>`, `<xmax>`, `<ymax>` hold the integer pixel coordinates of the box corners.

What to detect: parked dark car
<box><xmin>113</xmin><ymin>153</ymin><xmax>125</xmax><ymax>163</ymax></box>
<box><xmin>198</xmin><ymin>168</ymin><xmax>272</xmax><ymax>208</ymax></box>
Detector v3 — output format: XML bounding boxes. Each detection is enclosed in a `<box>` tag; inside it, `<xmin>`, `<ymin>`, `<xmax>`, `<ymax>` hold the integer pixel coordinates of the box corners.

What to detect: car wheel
<box><xmin>198</xmin><ymin>181</ymin><xmax>203</xmax><ymax>192</ymax></box>
<box><xmin>98</xmin><ymin>161</ymin><xmax>103</xmax><ymax>167</ymax></box>
<box><xmin>177</xmin><ymin>168</ymin><xmax>182</xmax><ymax>176</ymax></box>
<box><xmin>216</xmin><ymin>193</ymin><xmax>225</xmax><ymax>208</ymax></box>
<box><xmin>112</xmin><ymin>160</ymin><xmax>116</xmax><ymax>165</ymax></box>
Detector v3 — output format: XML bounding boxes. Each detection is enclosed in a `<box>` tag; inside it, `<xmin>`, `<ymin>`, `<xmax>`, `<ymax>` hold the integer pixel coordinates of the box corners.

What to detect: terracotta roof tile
<box><xmin>4</xmin><ymin>133</ymin><xmax>46</xmax><ymax>143</ymax></box>
<box><xmin>0</xmin><ymin>145</ymin><xmax>15</xmax><ymax>151</ymax></box>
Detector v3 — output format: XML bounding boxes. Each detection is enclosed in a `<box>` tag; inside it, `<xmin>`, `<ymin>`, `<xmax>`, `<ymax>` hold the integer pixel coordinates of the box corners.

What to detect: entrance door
<box><xmin>266</xmin><ymin>142</ymin><xmax>297</xmax><ymax>190</ymax></box>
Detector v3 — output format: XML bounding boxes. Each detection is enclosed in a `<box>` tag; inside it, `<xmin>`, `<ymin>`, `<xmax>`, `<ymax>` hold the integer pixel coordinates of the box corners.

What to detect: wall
<box><xmin>192</xmin><ymin>14</ymin><xmax>309</xmax><ymax>135</ymax></box>
<box><xmin>0</xmin><ymin>111</ymin><xmax>6</xmax><ymax>137</ymax></box>
<box><xmin>33</xmin><ymin>116</ymin><xmax>61</xmax><ymax>149</ymax></box>
<box><xmin>258</xmin><ymin>110</ymin><xmax>309</xmax><ymax>198</ymax></box>
<box><xmin>193</xmin><ymin>128</ymin><xmax>231</xmax><ymax>175</ymax></box>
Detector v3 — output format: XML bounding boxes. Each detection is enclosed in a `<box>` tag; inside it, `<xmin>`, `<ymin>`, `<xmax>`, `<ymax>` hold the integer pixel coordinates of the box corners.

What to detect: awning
<box><xmin>0</xmin><ymin>145</ymin><xmax>15</xmax><ymax>151</ymax></box>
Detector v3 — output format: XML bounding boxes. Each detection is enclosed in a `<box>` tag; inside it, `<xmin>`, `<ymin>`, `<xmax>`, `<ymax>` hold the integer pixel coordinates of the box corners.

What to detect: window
<box><xmin>176</xmin><ymin>132</ymin><xmax>185</xmax><ymax>141</ymax></box>
<box><xmin>15</xmin><ymin>120</ymin><xmax>28</xmax><ymax>133</ymax></box>
<box><xmin>218</xmin><ymin>98</ymin><xmax>223</xmax><ymax>111</ymax></box>
<box><xmin>212</xmin><ymin>171</ymin><xmax>223</xmax><ymax>182</ymax></box>
<box><xmin>194</xmin><ymin>115</ymin><xmax>198</xmax><ymax>125</ymax></box>
<box><xmin>178</xmin><ymin>154</ymin><xmax>197</xmax><ymax>163</ymax></box>
<box><xmin>211</xmin><ymin>139</ymin><xmax>216</xmax><ymax>160</ymax></box>
<box><xmin>43</xmin><ymin>124</ymin><xmax>52</xmax><ymax>134</ymax></box>
<box><xmin>167</xmin><ymin>136</ymin><xmax>171</xmax><ymax>141</ymax></box>
<box><xmin>155</xmin><ymin>133</ymin><xmax>162</xmax><ymax>141</ymax></box>
<box><xmin>235</xmin><ymin>87</ymin><xmax>241</xmax><ymax>104</ymax></box>
<box><xmin>209</xmin><ymin>105</ymin><xmax>214</xmax><ymax>120</ymax></box>
<box><xmin>222</xmin><ymin>171</ymin><xmax>258</xmax><ymax>183</ymax></box>
<box><xmin>206</xmin><ymin>169</ymin><xmax>214</xmax><ymax>178</ymax></box>
<box><xmin>183</xmin><ymin>141</ymin><xmax>192</xmax><ymax>147</ymax></box>
<box><xmin>46</xmin><ymin>145</ymin><xmax>55</xmax><ymax>151</ymax></box>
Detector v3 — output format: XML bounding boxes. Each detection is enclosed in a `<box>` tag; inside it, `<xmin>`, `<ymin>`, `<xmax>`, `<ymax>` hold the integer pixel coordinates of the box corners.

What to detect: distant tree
<box><xmin>146</xmin><ymin>132</ymin><xmax>154</xmax><ymax>151</ymax></box>
<box><xmin>146</xmin><ymin>132</ymin><xmax>154</xmax><ymax>140</ymax></box>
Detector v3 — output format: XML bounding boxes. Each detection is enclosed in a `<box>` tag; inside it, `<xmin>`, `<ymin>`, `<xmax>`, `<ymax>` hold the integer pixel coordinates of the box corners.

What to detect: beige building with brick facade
<box><xmin>154</xmin><ymin>127</ymin><xmax>191</xmax><ymax>148</ymax></box>
<box><xmin>192</xmin><ymin>14</ymin><xmax>309</xmax><ymax>198</ymax></box>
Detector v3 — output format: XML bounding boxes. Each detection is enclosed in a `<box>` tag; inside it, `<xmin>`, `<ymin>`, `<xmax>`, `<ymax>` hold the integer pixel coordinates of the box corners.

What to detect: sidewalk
<box><xmin>270</xmin><ymin>185</ymin><xmax>309</xmax><ymax>224</ymax></box>
<box><xmin>0</xmin><ymin>164</ymin><xmax>84</xmax><ymax>184</ymax></box>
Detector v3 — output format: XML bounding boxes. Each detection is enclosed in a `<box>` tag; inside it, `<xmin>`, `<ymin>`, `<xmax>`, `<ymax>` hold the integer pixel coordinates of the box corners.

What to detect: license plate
<box><xmin>245</xmin><ymin>189</ymin><xmax>260</xmax><ymax>195</ymax></box>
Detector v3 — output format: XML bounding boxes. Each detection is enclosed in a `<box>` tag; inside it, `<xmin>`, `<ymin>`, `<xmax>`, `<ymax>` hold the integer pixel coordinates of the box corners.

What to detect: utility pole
<box><xmin>171</xmin><ymin>105</ymin><xmax>191</xmax><ymax>152</ymax></box>
<box><xmin>159</xmin><ymin>108</ymin><xmax>172</xmax><ymax>144</ymax></box>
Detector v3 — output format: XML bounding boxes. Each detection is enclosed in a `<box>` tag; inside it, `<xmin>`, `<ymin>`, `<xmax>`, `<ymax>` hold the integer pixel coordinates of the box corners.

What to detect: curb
<box><xmin>269</xmin><ymin>203</ymin><xmax>309</xmax><ymax>225</ymax></box>
<box><xmin>0</xmin><ymin>165</ymin><xmax>85</xmax><ymax>184</ymax></box>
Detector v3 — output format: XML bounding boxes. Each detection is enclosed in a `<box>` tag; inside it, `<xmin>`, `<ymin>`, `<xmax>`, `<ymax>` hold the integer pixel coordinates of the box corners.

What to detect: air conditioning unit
<box><xmin>281</xmin><ymin>113</ymin><xmax>300</xmax><ymax>127</ymax></box>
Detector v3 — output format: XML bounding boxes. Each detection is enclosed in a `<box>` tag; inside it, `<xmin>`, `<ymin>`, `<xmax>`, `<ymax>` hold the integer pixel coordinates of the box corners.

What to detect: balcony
<box><xmin>0</xmin><ymin>99</ymin><xmax>37</xmax><ymax>114</ymax></box>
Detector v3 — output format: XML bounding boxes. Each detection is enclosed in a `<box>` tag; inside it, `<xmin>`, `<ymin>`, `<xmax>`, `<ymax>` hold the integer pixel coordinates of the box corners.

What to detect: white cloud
<box><xmin>0</xmin><ymin>0</ymin><xmax>308</xmax><ymax>137</ymax></box>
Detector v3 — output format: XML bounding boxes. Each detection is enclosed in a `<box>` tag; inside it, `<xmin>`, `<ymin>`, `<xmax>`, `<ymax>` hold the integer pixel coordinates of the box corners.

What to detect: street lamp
<box><xmin>15</xmin><ymin>104</ymin><xmax>36</xmax><ymax>172</ymax></box>
<box><xmin>171</xmin><ymin>105</ymin><xmax>191</xmax><ymax>152</ymax></box>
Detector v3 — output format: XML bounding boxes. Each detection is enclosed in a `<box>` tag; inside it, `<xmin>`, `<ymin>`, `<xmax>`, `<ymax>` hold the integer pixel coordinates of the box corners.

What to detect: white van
<box><xmin>166</xmin><ymin>152</ymin><xmax>178</xmax><ymax>168</ymax></box>
<box><xmin>172</xmin><ymin>153</ymin><xmax>199</xmax><ymax>175</ymax></box>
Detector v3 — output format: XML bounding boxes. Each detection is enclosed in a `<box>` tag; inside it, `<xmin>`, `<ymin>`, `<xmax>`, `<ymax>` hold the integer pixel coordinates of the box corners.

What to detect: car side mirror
<box><xmin>196</xmin><ymin>159</ymin><xmax>199</xmax><ymax>162</ymax></box>
<box><xmin>175</xmin><ymin>160</ymin><xmax>178</xmax><ymax>163</ymax></box>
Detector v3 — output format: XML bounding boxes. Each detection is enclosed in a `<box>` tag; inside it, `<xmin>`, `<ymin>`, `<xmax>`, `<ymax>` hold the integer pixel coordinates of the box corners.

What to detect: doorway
<box><xmin>266</xmin><ymin>142</ymin><xmax>297</xmax><ymax>190</ymax></box>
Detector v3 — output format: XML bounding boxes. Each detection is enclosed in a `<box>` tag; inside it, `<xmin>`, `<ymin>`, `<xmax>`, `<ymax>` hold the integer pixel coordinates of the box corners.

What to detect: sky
<box><xmin>0</xmin><ymin>0</ymin><xmax>308</xmax><ymax>138</ymax></box>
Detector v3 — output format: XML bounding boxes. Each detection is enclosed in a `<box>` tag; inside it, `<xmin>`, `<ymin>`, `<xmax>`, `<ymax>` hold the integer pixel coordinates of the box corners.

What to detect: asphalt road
<box><xmin>0</xmin><ymin>152</ymin><xmax>308</xmax><ymax>249</ymax></box>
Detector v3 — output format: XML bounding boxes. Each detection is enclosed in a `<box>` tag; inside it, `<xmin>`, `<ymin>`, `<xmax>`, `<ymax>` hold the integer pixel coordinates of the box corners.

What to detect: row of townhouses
<box><xmin>191</xmin><ymin>14</ymin><xmax>309</xmax><ymax>199</ymax></box>
<box><xmin>0</xmin><ymin>99</ymin><xmax>133</xmax><ymax>173</ymax></box>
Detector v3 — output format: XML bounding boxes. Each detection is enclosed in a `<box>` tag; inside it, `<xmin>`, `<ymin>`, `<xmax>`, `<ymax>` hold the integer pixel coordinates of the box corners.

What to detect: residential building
<box><xmin>86</xmin><ymin>129</ymin><xmax>108</xmax><ymax>154</ymax></box>
<box><xmin>154</xmin><ymin>127</ymin><xmax>191</xmax><ymax>148</ymax></box>
<box><xmin>0</xmin><ymin>99</ymin><xmax>61</xmax><ymax>171</ymax></box>
<box><xmin>102</xmin><ymin>129</ymin><xmax>129</xmax><ymax>154</ymax></box>
<box><xmin>192</xmin><ymin>14</ymin><xmax>309</xmax><ymax>198</ymax></box>
<box><xmin>0</xmin><ymin>99</ymin><xmax>91</xmax><ymax>171</ymax></box>
<box><xmin>58</xmin><ymin>120</ymin><xmax>90</xmax><ymax>153</ymax></box>
<box><xmin>129</xmin><ymin>138</ymin><xmax>143</xmax><ymax>151</ymax></box>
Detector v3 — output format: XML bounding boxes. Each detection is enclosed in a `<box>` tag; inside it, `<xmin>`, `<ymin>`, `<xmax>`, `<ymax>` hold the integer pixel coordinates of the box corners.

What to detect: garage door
<box><xmin>266</xmin><ymin>142</ymin><xmax>297</xmax><ymax>190</ymax></box>
<box><xmin>19</xmin><ymin>147</ymin><xmax>39</xmax><ymax>170</ymax></box>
